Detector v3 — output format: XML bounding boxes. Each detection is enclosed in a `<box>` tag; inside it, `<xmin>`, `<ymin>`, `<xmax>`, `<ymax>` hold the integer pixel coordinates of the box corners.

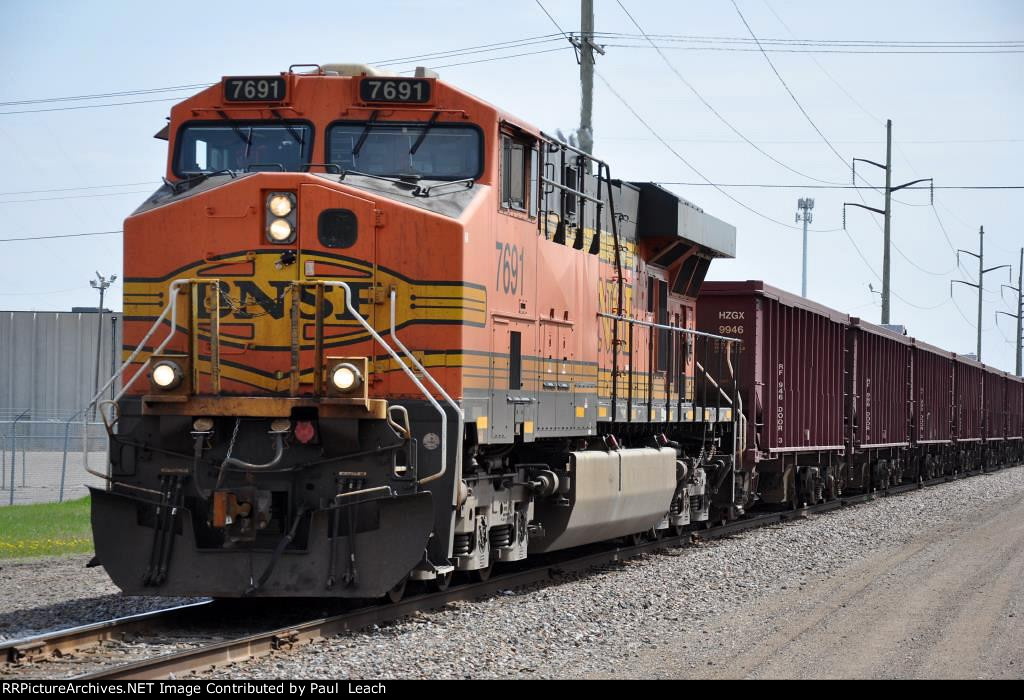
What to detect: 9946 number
<box><xmin>495</xmin><ymin>242</ymin><xmax>525</xmax><ymax>295</ymax></box>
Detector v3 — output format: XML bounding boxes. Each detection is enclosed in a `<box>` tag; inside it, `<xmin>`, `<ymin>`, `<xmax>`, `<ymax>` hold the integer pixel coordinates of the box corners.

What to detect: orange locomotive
<box><xmin>91</xmin><ymin>65</ymin><xmax>740</xmax><ymax>598</ymax></box>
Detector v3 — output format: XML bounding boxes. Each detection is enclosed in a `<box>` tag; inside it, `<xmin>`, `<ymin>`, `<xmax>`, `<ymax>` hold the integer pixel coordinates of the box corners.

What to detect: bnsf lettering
<box><xmin>195</xmin><ymin>281</ymin><xmax>373</xmax><ymax>321</ymax></box>
<box><xmin>718</xmin><ymin>311</ymin><xmax>745</xmax><ymax>320</ymax></box>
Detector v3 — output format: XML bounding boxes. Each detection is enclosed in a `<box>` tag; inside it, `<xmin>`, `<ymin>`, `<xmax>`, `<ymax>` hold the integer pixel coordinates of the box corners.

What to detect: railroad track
<box><xmin>2</xmin><ymin>465</ymin><xmax>1013</xmax><ymax>680</ymax></box>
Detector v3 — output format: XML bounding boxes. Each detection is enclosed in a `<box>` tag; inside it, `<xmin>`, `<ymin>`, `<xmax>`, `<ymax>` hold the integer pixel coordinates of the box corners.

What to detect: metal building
<box><xmin>1</xmin><ymin>309</ymin><xmax>121</xmax><ymax>447</ymax></box>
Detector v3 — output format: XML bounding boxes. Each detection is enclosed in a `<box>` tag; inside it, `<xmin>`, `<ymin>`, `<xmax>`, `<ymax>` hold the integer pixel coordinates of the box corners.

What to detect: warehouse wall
<box><xmin>0</xmin><ymin>310</ymin><xmax>122</xmax><ymax>421</ymax></box>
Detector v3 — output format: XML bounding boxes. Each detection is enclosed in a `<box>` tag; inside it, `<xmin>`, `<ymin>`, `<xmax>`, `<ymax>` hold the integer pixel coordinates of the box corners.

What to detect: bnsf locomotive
<box><xmin>91</xmin><ymin>64</ymin><xmax>741</xmax><ymax>598</ymax></box>
<box><xmin>90</xmin><ymin>64</ymin><xmax>1022</xmax><ymax>599</ymax></box>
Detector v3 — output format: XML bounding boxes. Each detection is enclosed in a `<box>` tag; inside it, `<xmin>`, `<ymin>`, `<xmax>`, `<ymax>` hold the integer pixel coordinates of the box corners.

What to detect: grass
<box><xmin>0</xmin><ymin>496</ymin><xmax>93</xmax><ymax>559</ymax></box>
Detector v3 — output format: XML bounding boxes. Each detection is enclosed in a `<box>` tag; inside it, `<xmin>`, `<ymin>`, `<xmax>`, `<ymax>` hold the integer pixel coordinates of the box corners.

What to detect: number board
<box><xmin>224</xmin><ymin>77</ymin><xmax>287</xmax><ymax>102</ymax></box>
<box><xmin>359</xmin><ymin>78</ymin><xmax>431</xmax><ymax>104</ymax></box>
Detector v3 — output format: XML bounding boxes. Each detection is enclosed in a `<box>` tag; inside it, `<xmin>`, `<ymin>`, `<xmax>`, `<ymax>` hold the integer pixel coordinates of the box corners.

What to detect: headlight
<box><xmin>331</xmin><ymin>362</ymin><xmax>362</xmax><ymax>393</ymax></box>
<box><xmin>265</xmin><ymin>191</ymin><xmax>296</xmax><ymax>243</ymax></box>
<box><xmin>151</xmin><ymin>361</ymin><xmax>183</xmax><ymax>390</ymax></box>
<box><xmin>268</xmin><ymin>218</ymin><xmax>293</xmax><ymax>242</ymax></box>
<box><xmin>268</xmin><ymin>194</ymin><xmax>293</xmax><ymax>217</ymax></box>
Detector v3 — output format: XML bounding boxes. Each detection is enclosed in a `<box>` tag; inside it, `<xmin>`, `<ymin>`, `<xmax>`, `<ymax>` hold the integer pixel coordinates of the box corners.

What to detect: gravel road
<box><xmin>621</xmin><ymin>475</ymin><xmax>1024</xmax><ymax>679</ymax></box>
<box><xmin>193</xmin><ymin>467</ymin><xmax>1024</xmax><ymax>680</ymax></box>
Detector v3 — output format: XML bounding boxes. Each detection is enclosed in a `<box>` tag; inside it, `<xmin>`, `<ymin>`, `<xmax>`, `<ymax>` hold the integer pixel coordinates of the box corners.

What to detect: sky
<box><xmin>0</xmin><ymin>0</ymin><xmax>1021</xmax><ymax>372</ymax></box>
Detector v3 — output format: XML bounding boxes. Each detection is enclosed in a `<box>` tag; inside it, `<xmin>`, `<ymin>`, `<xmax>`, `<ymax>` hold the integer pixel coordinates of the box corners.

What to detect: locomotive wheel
<box><xmin>473</xmin><ymin>564</ymin><xmax>493</xmax><ymax>582</ymax></box>
<box><xmin>433</xmin><ymin>571</ymin><xmax>453</xmax><ymax>592</ymax></box>
<box><xmin>672</xmin><ymin>525</ymin><xmax>687</xmax><ymax>538</ymax></box>
<box><xmin>628</xmin><ymin>532</ymin><xmax>645</xmax><ymax>546</ymax></box>
<box><xmin>385</xmin><ymin>577</ymin><xmax>408</xmax><ymax>604</ymax></box>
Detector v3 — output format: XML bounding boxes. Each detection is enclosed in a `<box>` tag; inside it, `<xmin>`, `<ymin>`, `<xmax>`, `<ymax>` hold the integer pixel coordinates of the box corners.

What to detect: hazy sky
<box><xmin>1</xmin><ymin>0</ymin><xmax>1021</xmax><ymax>371</ymax></box>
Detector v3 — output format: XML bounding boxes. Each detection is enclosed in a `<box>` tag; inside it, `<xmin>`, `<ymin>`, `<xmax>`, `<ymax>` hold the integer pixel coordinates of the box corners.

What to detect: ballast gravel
<box><xmin>0</xmin><ymin>556</ymin><xmax>202</xmax><ymax>642</ymax></box>
<box><xmin>193</xmin><ymin>467</ymin><xmax>1024</xmax><ymax>679</ymax></box>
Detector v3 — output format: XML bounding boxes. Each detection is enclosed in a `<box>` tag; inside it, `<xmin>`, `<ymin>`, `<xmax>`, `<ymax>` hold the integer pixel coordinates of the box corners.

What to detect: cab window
<box><xmin>174</xmin><ymin>121</ymin><xmax>313</xmax><ymax>176</ymax></box>
<box><xmin>327</xmin><ymin>122</ymin><xmax>482</xmax><ymax>180</ymax></box>
<box><xmin>501</xmin><ymin>135</ymin><xmax>538</xmax><ymax>217</ymax></box>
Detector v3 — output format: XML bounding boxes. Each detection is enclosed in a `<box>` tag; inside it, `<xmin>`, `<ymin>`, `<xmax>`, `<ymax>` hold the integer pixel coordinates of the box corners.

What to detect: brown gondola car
<box><xmin>696</xmin><ymin>281</ymin><xmax>848</xmax><ymax>507</ymax></box>
<box><xmin>846</xmin><ymin>318</ymin><xmax>913</xmax><ymax>491</ymax></box>
<box><xmin>912</xmin><ymin>339</ymin><xmax>957</xmax><ymax>477</ymax></box>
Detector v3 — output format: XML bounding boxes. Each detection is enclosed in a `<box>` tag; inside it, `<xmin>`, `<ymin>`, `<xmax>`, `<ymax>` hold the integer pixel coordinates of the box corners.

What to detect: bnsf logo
<box><xmin>194</xmin><ymin>280</ymin><xmax>373</xmax><ymax>321</ymax></box>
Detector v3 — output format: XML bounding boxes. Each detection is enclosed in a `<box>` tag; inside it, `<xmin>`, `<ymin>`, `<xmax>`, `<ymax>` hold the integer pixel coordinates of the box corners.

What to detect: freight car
<box><xmin>88</xmin><ymin>64</ymin><xmax>743</xmax><ymax>599</ymax></box>
<box><xmin>697</xmin><ymin>281</ymin><xmax>1024</xmax><ymax>507</ymax></box>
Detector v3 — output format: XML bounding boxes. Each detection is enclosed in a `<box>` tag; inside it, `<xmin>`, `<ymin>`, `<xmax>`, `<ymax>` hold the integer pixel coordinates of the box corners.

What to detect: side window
<box><xmin>501</xmin><ymin>134</ymin><xmax>537</xmax><ymax>215</ymax></box>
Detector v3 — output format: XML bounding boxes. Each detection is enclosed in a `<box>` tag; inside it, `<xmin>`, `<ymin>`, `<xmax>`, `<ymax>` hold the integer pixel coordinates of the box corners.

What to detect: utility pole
<box><xmin>571</xmin><ymin>0</ymin><xmax>604</xmax><ymax>157</ymax></box>
<box><xmin>842</xmin><ymin>119</ymin><xmax>933</xmax><ymax>325</ymax></box>
<box><xmin>997</xmin><ymin>247</ymin><xmax>1023</xmax><ymax>376</ymax></box>
<box><xmin>796</xmin><ymin>198</ymin><xmax>814</xmax><ymax>297</ymax></box>
<box><xmin>89</xmin><ymin>272</ymin><xmax>116</xmax><ymax>414</ymax></box>
<box><xmin>952</xmin><ymin>227</ymin><xmax>1009</xmax><ymax>362</ymax></box>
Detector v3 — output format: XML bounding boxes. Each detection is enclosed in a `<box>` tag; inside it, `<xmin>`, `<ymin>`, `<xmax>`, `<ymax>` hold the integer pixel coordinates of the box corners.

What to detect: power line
<box><xmin>761</xmin><ymin>1</ymin><xmax>883</xmax><ymax>125</ymax></box>
<box><xmin>730</xmin><ymin>1</ymin><xmax>852</xmax><ymax>171</ymax></box>
<box><xmin>533</xmin><ymin>0</ymin><xmax>831</xmax><ymax>232</ymax></box>
<box><xmin>589</xmin><ymin>32</ymin><xmax>1024</xmax><ymax>48</ymax></box>
<box><xmin>614</xmin><ymin>0</ymin><xmax>846</xmax><ymax>186</ymax></box>
<box><xmin>595</xmin><ymin>69</ymin><xmax>840</xmax><ymax>232</ymax></box>
<box><xmin>0</xmin><ymin>181</ymin><xmax>159</xmax><ymax>197</ymax></box>
<box><xmin>605</xmin><ymin>136</ymin><xmax>1024</xmax><ymax>144</ymax></box>
<box><xmin>374</xmin><ymin>34</ymin><xmax>565</xmax><ymax>66</ymax></box>
<box><xmin>599</xmin><ymin>43</ymin><xmax>1024</xmax><ymax>54</ymax></box>
<box><xmin>398</xmin><ymin>46</ymin><xmax>573</xmax><ymax>72</ymax></box>
<box><xmin>654</xmin><ymin>182</ymin><xmax>1023</xmax><ymax>190</ymax></box>
<box><xmin>0</xmin><ymin>96</ymin><xmax>185</xmax><ymax>116</ymax></box>
<box><xmin>0</xmin><ymin>83</ymin><xmax>212</xmax><ymax>108</ymax></box>
<box><xmin>0</xmin><ymin>189</ymin><xmax>154</xmax><ymax>205</ymax></box>
<box><xmin>0</xmin><ymin>230</ymin><xmax>122</xmax><ymax>243</ymax></box>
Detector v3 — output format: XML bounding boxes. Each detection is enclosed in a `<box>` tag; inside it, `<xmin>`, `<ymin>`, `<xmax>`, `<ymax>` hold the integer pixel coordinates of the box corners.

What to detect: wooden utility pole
<box><xmin>571</xmin><ymin>0</ymin><xmax>604</xmax><ymax>157</ymax></box>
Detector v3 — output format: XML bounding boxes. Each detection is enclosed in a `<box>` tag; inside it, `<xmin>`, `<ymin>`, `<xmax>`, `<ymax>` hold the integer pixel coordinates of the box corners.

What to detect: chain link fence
<box><xmin>0</xmin><ymin>410</ymin><xmax>108</xmax><ymax>505</ymax></box>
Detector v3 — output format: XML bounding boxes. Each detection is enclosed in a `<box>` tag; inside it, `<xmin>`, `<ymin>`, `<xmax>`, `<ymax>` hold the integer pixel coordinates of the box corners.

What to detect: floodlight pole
<box><xmin>796</xmin><ymin>198</ymin><xmax>814</xmax><ymax>297</ymax></box>
<box><xmin>90</xmin><ymin>272</ymin><xmax>117</xmax><ymax>417</ymax></box>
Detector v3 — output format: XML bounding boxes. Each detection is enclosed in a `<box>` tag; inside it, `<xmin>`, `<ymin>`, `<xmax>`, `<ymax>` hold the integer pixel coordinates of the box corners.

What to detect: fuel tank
<box><xmin>528</xmin><ymin>447</ymin><xmax>676</xmax><ymax>553</ymax></box>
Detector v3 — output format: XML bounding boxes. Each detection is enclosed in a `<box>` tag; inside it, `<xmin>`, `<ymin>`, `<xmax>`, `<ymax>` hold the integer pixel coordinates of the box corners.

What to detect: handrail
<box><xmin>389</xmin><ymin>288</ymin><xmax>464</xmax><ymax>487</ymax></box>
<box><xmin>323</xmin><ymin>281</ymin><xmax>450</xmax><ymax>486</ymax></box>
<box><xmin>81</xmin><ymin>278</ymin><xmax>201</xmax><ymax>476</ymax></box>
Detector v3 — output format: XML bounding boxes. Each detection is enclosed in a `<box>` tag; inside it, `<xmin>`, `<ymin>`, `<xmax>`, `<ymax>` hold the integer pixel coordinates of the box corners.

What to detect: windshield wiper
<box><xmin>352</xmin><ymin>110</ymin><xmax>380</xmax><ymax>158</ymax></box>
<box><xmin>409</xmin><ymin>111</ymin><xmax>440</xmax><ymax>156</ymax></box>
<box><xmin>217</xmin><ymin>110</ymin><xmax>252</xmax><ymax>153</ymax></box>
<box><xmin>270</xmin><ymin>108</ymin><xmax>306</xmax><ymax>147</ymax></box>
<box><xmin>339</xmin><ymin>169</ymin><xmax>419</xmax><ymax>191</ymax></box>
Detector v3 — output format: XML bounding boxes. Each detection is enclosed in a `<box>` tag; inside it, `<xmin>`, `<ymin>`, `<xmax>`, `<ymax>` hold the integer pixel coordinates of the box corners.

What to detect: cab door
<box><xmin>296</xmin><ymin>183</ymin><xmax>378</xmax><ymax>395</ymax></box>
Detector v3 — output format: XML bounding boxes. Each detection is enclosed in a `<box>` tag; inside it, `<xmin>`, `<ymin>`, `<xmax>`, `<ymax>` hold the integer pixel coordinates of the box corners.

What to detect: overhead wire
<box><xmin>0</xmin><ymin>230</ymin><xmax>122</xmax><ymax>243</ymax></box>
<box><xmin>614</xmin><ymin>0</ymin><xmax>848</xmax><ymax>186</ymax></box>
<box><xmin>728</xmin><ymin>0</ymin><xmax>952</xmax><ymax>310</ymax></box>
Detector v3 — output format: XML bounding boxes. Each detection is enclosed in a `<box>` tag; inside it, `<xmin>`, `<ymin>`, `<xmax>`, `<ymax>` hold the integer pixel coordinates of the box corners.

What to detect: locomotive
<box><xmin>90</xmin><ymin>64</ymin><xmax>742</xmax><ymax>598</ymax></box>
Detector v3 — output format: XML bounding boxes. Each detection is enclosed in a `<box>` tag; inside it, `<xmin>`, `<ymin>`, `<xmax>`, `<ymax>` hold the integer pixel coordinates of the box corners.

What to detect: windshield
<box><xmin>327</xmin><ymin>122</ymin><xmax>481</xmax><ymax>180</ymax></box>
<box><xmin>174</xmin><ymin>122</ymin><xmax>312</xmax><ymax>175</ymax></box>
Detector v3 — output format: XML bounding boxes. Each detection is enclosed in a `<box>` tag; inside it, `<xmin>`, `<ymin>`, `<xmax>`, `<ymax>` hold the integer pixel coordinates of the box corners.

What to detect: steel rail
<box><xmin>61</xmin><ymin>463</ymin><xmax>1020</xmax><ymax>680</ymax></box>
<box><xmin>1</xmin><ymin>600</ymin><xmax>213</xmax><ymax>666</ymax></box>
